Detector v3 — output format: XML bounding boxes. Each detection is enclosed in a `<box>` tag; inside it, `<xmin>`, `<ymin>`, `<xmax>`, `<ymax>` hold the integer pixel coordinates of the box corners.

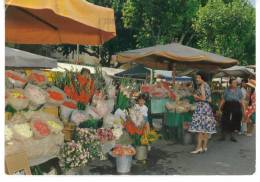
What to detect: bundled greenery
<box><xmin>115</xmin><ymin>91</ymin><xmax>129</xmax><ymax>110</ymax></box>
<box><xmin>93</xmin><ymin>66</ymin><xmax>106</xmax><ymax>91</ymax></box>
<box><xmin>78</xmin><ymin>119</ymin><xmax>103</xmax><ymax>129</ymax></box>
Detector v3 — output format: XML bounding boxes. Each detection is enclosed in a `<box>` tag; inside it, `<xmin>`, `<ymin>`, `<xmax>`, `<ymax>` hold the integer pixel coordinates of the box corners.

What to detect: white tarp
<box><xmin>5</xmin><ymin>47</ymin><xmax>57</xmax><ymax>68</ymax></box>
<box><xmin>215</xmin><ymin>65</ymin><xmax>255</xmax><ymax>78</ymax></box>
<box><xmin>50</xmin><ymin>62</ymin><xmax>124</xmax><ymax>76</ymax></box>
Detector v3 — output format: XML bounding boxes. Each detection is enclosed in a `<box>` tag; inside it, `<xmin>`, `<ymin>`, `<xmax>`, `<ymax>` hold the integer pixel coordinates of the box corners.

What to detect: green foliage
<box><xmin>122</xmin><ymin>0</ymin><xmax>201</xmax><ymax>48</ymax></box>
<box><xmin>192</xmin><ymin>0</ymin><xmax>255</xmax><ymax>65</ymax></box>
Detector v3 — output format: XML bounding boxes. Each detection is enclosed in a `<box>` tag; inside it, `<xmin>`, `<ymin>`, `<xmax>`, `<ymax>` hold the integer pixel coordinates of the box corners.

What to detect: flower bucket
<box><xmin>116</xmin><ymin>155</ymin><xmax>132</xmax><ymax>174</ymax></box>
<box><xmin>183</xmin><ymin>131</ymin><xmax>193</xmax><ymax>145</ymax></box>
<box><xmin>5</xmin><ymin>112</ymin><xmax>13</xmax><ymax>121</ymax></box>
<box><xmin>135</xmin><ymin>145</ymin><xmax>148</xmax><ymax>161</ymax></box>
<box><xmin>60</xmin><ymin>105</ymin><xmax>75</xmax><ymax>122</ymax></box>
<box><xmin>62</xmin><ymin>123</ymin><xmax>76</xmax><ymax>142</ymax></box>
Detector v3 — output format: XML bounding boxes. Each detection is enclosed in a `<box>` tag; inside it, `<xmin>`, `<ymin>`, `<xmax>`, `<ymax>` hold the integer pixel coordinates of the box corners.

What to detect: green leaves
<box><xmin>122</xmin><ymin>0</ymin><xmax>201</xmax><ymax>48</ymax></box>
<box><xmin>192</xmin><ymin>0</ymin><xmax>255</xmax><ymax>65</ymax></box>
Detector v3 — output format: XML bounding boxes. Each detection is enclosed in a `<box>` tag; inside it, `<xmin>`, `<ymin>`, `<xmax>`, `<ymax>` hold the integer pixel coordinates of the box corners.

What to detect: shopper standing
<box><xmin>240</xmin><ymin>79</ymin><xmax>249</xmax><ymax>135</ymax></box>
<box><xmin>245</xmin><ymin>79</ymin><xmax>256</xmax><ymax>136</ymax></box>
<box><xmin>219</xmin><ymin>78</ymin><xmax>243</xmax><ymax>142</ymax></box>
<box><xmin>189</xmin><ymin>72</ymin><xmax>217</xmax><ymax>154</ymax></box>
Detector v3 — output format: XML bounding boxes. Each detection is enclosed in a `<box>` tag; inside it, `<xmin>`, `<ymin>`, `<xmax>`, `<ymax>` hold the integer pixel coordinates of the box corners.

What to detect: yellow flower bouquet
<box><xmin>140</xmin><ymin>130</ymin><xmax>160</xmax><ymax>145</ymax></box>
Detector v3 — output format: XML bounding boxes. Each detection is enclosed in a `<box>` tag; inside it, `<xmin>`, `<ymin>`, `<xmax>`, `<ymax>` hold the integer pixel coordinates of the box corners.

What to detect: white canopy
<box><xmin>5</xmin><ymin>47</ymin><xmax>57</xmax><ymax>68</ymax></box>
<box><xmin>214</xmin><ymin>65</ymin><xmax>255</xmax><ymax>78</ymax></box>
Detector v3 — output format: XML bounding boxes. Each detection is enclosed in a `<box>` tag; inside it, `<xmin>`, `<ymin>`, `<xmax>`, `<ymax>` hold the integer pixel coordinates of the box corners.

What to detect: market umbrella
<box><xmin>5</xmin><ymin>0</ymin><xmax>116</xmax><ymax>45</ymax></box>
<box><xmin>113</xmin><ymin>43</ymin><xmax>238</xmax><ymax>71</ymax></box>
<box><xmin>5</xmin><ymin>46</ymin><xmax>57</xmax><ymax>68</ymax></box>
<box><xmin>115</xmin><ymin>64</ymin><xmax>150</xmax><ymax>79</ymax></box>
<box><xmin>214</xmin><ymin>65</ymin><xmax>255</xmax><ymax>78</ymax></box>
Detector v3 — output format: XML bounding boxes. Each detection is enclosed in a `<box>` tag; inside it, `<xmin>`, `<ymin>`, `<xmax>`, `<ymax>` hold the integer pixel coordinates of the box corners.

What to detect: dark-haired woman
<box><xmin>189</xmin><ymin>72</ymin><xmax>217</xmax><ymax>154</ymax></box>
<box><xmin>219</xmin><ymin>78</ymin><xmax>243</xmax><ymax>142</ymax></box>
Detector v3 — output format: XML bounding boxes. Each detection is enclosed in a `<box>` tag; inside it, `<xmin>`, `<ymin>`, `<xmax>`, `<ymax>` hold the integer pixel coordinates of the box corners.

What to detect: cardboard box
<box><xmin>5</xmin><ymin>151</ymin><xmax>31</xmax><ymax>175</ymax></box>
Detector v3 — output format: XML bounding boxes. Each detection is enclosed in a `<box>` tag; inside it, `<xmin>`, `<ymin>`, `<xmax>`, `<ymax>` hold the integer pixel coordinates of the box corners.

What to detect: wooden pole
<box><xmin>172</xmin><ymin>63</ymin><xmax>176</xmax><ymax>86</ymax></box>
<box><xmin>76</xmin><ymin>44</ymin><xmax>79</xmax><ymax>63</ymax></box>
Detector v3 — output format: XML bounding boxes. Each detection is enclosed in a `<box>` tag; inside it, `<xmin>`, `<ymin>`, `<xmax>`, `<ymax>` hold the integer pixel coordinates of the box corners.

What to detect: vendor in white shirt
<box><xmin>134</xmin><ymin>94</ymin><xmax>150</xmax><ymax>130</ymax></box>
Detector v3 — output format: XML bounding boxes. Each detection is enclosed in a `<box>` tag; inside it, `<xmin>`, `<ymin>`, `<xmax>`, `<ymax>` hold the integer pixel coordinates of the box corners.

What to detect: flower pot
<box><xmin>116</xmin><ymin>155</ymin><xmax>132</xmax><ymax>173</ymax></box>
<box><xmin>135</xmin><ymin>145</ymin><xmax>148</xmax><ymax>161</ymax></box>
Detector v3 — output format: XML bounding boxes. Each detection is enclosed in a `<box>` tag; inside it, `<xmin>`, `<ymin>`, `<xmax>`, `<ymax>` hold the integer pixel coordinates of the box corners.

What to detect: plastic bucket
<box><xmin>116</xmin><ymin>155</ymin><xmax>132</xmax><ymax>173</ymax></box>
<box><xmin>135</xmin><ymin>146</ymin><xmax>148</xmax><ymax>161</ymax></box>
<box><xmin>183</xmin><ymin>131</ymin><xmax>193</xmax><ymax>145</ymax></box>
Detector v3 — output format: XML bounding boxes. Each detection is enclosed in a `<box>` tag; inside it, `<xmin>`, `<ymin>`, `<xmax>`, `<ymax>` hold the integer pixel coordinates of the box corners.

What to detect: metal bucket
<box><xmin>116</xmin><ymin>155</ymin><xmax>132</xmax><ymax>173</ymax></box>
<box><xmin>135</xmin><ymin>145</ymin><xmax>148</xmax><ymax>161</ymax></box>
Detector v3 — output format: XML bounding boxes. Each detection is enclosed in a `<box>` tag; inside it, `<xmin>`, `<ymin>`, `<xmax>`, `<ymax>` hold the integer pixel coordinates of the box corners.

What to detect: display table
<box><xmin>164</xmin><ymin>111</ymin><xmax>192</xmax><ymax>142</ymax></box>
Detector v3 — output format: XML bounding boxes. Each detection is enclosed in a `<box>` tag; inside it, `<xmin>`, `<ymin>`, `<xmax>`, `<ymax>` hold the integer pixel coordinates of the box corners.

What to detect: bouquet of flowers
<box><xmin>24</xmin><ymin>83</ymin><xmax>47</xmax><ymax>107</ymax></box>
<box><xmin>53</xmin><ymin>70</ymin><xmax>94</xmax><ymax>108</ymax></box>
<box><xmin>31</xmin><ymin>119</ymin><xmax>50</xmax><ymax>138</ymax></box>
<box><xmin>112</xmin><ymin>144</ymin><xmax>136</xmax><ymax>156</ymax></box>
<box><xmin>28</xmin><ymin>71</ymin><xmax>48</xmax><ymax>86</ymax></box>
<box><xmin>115</xmin><ymin>78</ymin><xmax>131</xmax><ymax>110</ymax></box>
<box><xmin>112</xmin><ymin>127</ymin><xmax>123</xmax><ymax>140</ymax></box>
<box><xmin>140</xmin><ymin>130</ymin><xmax>160</xmax><ymax>145</ymax></box>
<box><xmin>73</xmin><ymin>128</ymin><xmax>104</xmax><ymax>160</ymax></box>
<box><xmin>47</xmin><ymin>120</ymin><xmax>63</xmax><ymax>134</ymax></box>
<box><xmin>47</xmin><ymin>86</ymin><xmax>65</xmax><ymax>105</ymax></box>
<box><xmin>93</xmin><ymin>66</ymin><xmax>106</xmax><ymax>91</ymax></box>
<box><xmin>124</xmin><ymin>120</ymin><xmax>146</xmax><ymax>146</ymax></box>
<box><xmin>13</xmin><ymin>123</ymin><xmax>33</xmax><ymax>140</ymax></box>
<box><xmin>124</xmin><ymin>120</ymin><xmax>160</xmax><ymax>146</ymax></box>
<box><xmin>60</xmin><ymin>100</ymin><xmax>77</xmax><ymax>122</ymax></box>
<box><xmin>97</xmin><ymin>128</ymin><xmax>115</xmax><ymax>143</ymax></box>
<box><xmin>7</xmin><ymin>89</ymin><xmax>29</xmax><ymax>111</ymax></box>
<box><xmin>59</xmin><ymin>141</ymin><xmax>90</xmax><ymax>171</ymax></box>
<box><xmin>5</xmin><ymin>70</ymin><xmax>27</xmax><ymax>88</ymax></box>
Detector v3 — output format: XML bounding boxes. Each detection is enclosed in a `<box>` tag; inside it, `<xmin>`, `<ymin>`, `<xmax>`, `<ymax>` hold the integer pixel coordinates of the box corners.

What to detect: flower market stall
<box><xmin>5</xmin><ymin>0</ymin><xmax>119</xmax><ymax>175</ymax></box>
<box><xmin>140</xmin><ymin>80</ymin><xmax>195</xmax><ymax>143</ymax></box>
<box><xmin>5</xmin><ymin>61</ymin><xmax>162</xmax><ymax>174</ymax></box>
<box><xmin>113</xmin><ymin>43</ymin><xmax>239</xmax><ymax>144</ymax></box>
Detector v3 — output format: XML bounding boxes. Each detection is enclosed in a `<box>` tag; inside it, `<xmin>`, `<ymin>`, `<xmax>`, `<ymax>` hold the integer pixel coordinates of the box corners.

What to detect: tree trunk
<box><xmin>179</xmin><ymin>30</ymin><xmax>188</xmax><ymax>44</ymax></box>
<box><xmin>186</xmin><ymin>33</ymin><xmax>195</xmax><ymax>46</ymax></box>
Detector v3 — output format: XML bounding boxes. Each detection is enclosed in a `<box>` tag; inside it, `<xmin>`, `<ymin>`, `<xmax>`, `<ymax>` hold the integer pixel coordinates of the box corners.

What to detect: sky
<box><xmin>249</xmin><ymin>0</ymin><xmax>256</xmax><ymax>6</ymax></box>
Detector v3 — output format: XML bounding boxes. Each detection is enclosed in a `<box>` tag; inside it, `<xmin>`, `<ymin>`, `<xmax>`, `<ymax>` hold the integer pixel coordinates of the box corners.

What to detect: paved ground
<box><xmin>72</xmin><ymin>132</ymin><xmax>255</xmax><ymax>175</ymax></box>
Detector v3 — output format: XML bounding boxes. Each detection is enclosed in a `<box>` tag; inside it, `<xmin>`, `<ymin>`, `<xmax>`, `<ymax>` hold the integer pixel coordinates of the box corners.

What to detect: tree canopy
<box><xmin>192</xmin><ymin>0</ymin><xmax>255</xmax><ymax>65</ymax></box>
<box><xmin>55</xmin><ymin>0</ymin><xmax>255</xmax><ymax>66</ymax></box>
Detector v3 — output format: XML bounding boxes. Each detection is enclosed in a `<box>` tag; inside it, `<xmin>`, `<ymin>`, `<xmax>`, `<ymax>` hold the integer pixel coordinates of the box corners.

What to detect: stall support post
<box><xmin>76</xmin><ymin>44</ymin><xmax>79</xmax><ymax>63</ymax></box>
<box><xmin>172</xmin><ymin>64</ymin><xmax>176</xmax><ymax>86</ymax></box>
